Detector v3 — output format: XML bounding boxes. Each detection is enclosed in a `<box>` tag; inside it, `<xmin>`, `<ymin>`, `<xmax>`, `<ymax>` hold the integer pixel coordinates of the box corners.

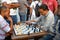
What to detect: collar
<box><xmin>0</xmin><ymin>15</ymin><xmax>4</xmax><ymax>19</ymax></box>
<box><xmin>45</xmin><ymin>10</ymin><xmax>49</xmax><ymax>17</ymax></box>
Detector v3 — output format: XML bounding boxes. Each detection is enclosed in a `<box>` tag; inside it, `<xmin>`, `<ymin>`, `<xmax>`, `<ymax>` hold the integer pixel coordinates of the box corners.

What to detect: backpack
<box><xmin>35</xmin><ymin>3</ymin><xmax>40</xmax><ymax>17</ymax></box>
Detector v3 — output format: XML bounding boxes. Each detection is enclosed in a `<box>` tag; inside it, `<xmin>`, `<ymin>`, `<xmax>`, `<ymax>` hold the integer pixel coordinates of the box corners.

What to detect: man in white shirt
<box><xmin>0</xmin><ymin>6</ymin><xmax>13</xmax><ymax>40</ymax></box>
<box><xmin>26</xmin><ymin>4</ymin><xmax>55</xmax><ymax>40</ymax></box>
<box><xmin>2</xmin><ymin>0</ymin><xmax>20</xmax><ymax>25</ymax></box>
<box><xmin>24</xmin><ymin>0</ymin><xmax>41</xmax><ymax>20</ymax></box>
<box><xmin>30</xmin><ymin>0</ymin><xmax>41</xmax><ymax>20</ymax></box>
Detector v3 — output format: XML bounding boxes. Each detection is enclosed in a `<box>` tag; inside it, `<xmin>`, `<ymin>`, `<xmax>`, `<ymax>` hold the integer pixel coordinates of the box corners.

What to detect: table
<box><xmin>11</xmin><ymin>31</ymin><xmax>47</xmax><ymax>40</ymax></box>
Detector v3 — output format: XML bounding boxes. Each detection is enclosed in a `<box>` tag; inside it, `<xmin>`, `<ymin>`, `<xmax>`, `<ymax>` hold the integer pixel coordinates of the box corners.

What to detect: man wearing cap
<box><xmin>0</xmin><ymin>6</ymin><xmax>13</xmax><ymax>40</ymax></box>
<box><xmin>1</xmin><ymin>0</ymin><xmax>20</xmax><ymax>25</ymax></box>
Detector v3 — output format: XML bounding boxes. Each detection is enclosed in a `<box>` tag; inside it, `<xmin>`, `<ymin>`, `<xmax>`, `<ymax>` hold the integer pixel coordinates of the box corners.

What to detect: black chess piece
<box><xmin>28</xmin><ymin>32</ymin><xmax>30</xmax><ymax>35</ymax></box>
<box><xmin>39</xmin><ymin>28</ymin><xmax>41</xmax><ymax>32</ymax></box>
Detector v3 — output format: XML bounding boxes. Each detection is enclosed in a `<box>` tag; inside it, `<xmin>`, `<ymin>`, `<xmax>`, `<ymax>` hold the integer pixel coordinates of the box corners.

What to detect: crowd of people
<box><xmin>0</xmin><ymin>0</ymin><xmax>60</xmax><ymax>40</ymax></box>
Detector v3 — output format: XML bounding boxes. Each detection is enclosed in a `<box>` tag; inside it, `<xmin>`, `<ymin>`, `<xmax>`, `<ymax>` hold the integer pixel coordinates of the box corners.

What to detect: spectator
<box><xmin>26</xmin><ymin>0</ymin><xmax>31</xmax><ymax>21</ymax></box>
<box><xmin>2</xmin><ymin>0</ymin><xmax>20</xmax><ymax>25</ymax></box>
<box><xmin>42</xmin><ymin>0</ymin><xmax>58</xmax><ymax>13</ymax></box>
<box><xmin>24</xmin><ymin>0</ymin><xmax>41</xmax><ymax>20</ymax></box>
<box><xmin>0</xmin><ymin>6</ymin><xmax>13</xmax><ymax>40</ymax></box>
<box><xmin>57</xmin><ymin>0</ymin><xmax>60</xmax><ymax>33</ymax></box>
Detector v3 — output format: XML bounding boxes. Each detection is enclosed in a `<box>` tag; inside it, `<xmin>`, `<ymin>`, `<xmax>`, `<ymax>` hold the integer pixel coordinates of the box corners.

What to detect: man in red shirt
<box><xmin>42</xmin><ymin>0</ymin><xmax>58</xmax><ymax>14</ymax></box>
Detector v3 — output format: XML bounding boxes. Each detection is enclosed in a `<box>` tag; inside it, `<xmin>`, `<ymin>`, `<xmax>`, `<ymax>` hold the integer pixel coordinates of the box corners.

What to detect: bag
<box><xmin>35</xmin><ymin>3</ymin><xmax>40</xmax><ymax>17</ymax></box>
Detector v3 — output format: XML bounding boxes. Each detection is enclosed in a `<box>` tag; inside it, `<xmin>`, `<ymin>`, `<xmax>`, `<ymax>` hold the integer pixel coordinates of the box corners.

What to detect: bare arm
<box><xmin>10</xmin><ymin>3</ymin><xmax>20</xmax><ymax>8</ymax></box>
<box><xmin>2</xmin><ymin>2</ymin><xmax>20</xmax><ymax>9</ymax></box>
<box><xmin>54</xmin><ymin>7</ymin><xmax>58</xmax><ymax>15</ymax></box>
<box><xmin>53</xmin><ymin>0</ymin><xmax>58</xmax><ymax>15</ymax></box>
<box><xmin>6</xmin><ymin>17</ymin><xmax>13</xmax><ymax>36</ymax></box>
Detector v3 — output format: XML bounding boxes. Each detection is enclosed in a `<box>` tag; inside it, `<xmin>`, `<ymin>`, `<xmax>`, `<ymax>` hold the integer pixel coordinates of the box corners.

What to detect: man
<box><xmin>2</xmin><ymin>0</ymin><xmax>20</xmax><ymax>25</ymax></box>
<box><xmin>0</xmin><ymin>6</ymin><xmax>13</xmax><ymax>40</ymax></box>
<box><xmin>57</xmin><ymin>0</ymin><xmax>60</xmax><ymax>33</ymax></box>
<box><xmin>42</xmin><ymin>0</ymin><xmax>58</xmax><ymax>32</ymax></box>
<box><xmin>42</xmin><ymin>0</ymin><xmax>58</xmax><ymax>13</ymax></box>
<box><xmin>18</xmin><ymin>0</ymin><xmax>28</xmax><ymax>22</ymax></box>
<box><xmin>24</xmin><ymin>0</ymin><xmax>41</xmax><ymax>20</ymax></box>
<box><xmin>25</xmin><ymin>0</ymin><xmax>31</xmax><ymax>21</ymax></box>
<box><xmin>26</xmin><ymin>4</ymin><xmax>55</xmax><ymax>40</ymax></box>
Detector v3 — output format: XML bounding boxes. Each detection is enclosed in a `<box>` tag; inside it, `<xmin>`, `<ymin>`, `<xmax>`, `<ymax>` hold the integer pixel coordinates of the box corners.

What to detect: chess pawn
<box><xmin>28</xmin><ymin>32</ymin><xmax>30</xmax><ymax>35</ymax></box>
<box><xmin>34</xmin><ymin>27</ymin><xmax>36</xmax><ymax>33</ymax></box>
<box><xmin>31</xmin><ymin>25</ymin><xmax>34</xmax><ymax>30</ymax></box>
<box><xmin>39</xmin><ymin>28</ymin><xmax>41</xmax><ymax>32</ymax></box>
<box><xmin>35</xmin><ymin>27</ymin><xmax>38</xmax><ymax>33</ymax></box>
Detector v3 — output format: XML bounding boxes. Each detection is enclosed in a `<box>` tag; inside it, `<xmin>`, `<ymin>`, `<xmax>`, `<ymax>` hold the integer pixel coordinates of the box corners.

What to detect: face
<box><xmin>38</xmin><ymin>9</ymin><xmax>46</xmax><ymax>16</ymax></box>
<box><xmin>28</xmin><ymin>0</ymin><xmax>32</xmax><ymax>4</ymax></box>
<box><xmin>2</xmin><ymin>2</ymin><xmax>7</xmax><ymax>6</ymax></box>
<box><xmin>3</xmin><ymin>8</ymin><xmax>10</xmax><ymax>18</ymax></box>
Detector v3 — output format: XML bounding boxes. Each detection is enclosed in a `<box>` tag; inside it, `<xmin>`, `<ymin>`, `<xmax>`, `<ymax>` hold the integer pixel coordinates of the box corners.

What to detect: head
<box><xmin>0</xmin><ymin>6</ymin><xmax>10</xmax><ymax>18</ymax></box>
<box><xmin>33</xmin><ymin>0</ymin><xmax>36</xmax><ymax>1</ymax></box>
<box><xmin>2</xmin><ymin>2</ymin><xmax>7</xmax><ymax>6</ymax></box>
<box><xmin>27</xmin><ymin>0</ymin><xmax>32</xmax><ymax>4</ymax></box>
<box><xmin>38</xmin><ymin>4</ymin><xmax>49</xmax><ymax>16</ymax></box>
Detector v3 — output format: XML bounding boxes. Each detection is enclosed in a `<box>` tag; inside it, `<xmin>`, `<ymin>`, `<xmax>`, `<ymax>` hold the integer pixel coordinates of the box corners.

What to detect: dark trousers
<box><xmin>57</xmin><ymin>15</ymin><xmax>60</xmax><ymax>33</ymax></box>
<box><xmin>10</xmin><ymin>15</ymin><xmax>17</xmax><ymax>25</ymax></box>
<box><xmin>4</xmin><ymin>36</ymin><xmax>11</xmax><ymax>40</ymax></box>
<box><xmin>58</xmin><ymin>22</ymin><xmax>60</xmax><ymax>32</ymax></box>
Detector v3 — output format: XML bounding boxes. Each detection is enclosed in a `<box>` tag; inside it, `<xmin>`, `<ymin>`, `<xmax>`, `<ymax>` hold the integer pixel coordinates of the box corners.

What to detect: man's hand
<box><xmin>6</xmin><ymin>32</ymin><xmax>12</xmax><ymax>36</ymax></box>
<box><xmin>24</xmin><ymin>3</ymin><xmax>30</xmax><ymax>8</ymax></box>
<box><xmin>17</xmin><ymin>22</ymin><xmax>21</xmax><ymax>25</ymax></box>
<box><xmin>7</xmin><ymin>17</ymin><xmax>13</xmax><ymax>23</ymax></box>
<box><xmin>25</xmin><ymin>21</ymin><xmax>31</xmax><ymax>25</ymax></box>
<box><xmin>7</xmin><ymin>17</ymin><xmax>13</xmax><ymax>32</ymax></box>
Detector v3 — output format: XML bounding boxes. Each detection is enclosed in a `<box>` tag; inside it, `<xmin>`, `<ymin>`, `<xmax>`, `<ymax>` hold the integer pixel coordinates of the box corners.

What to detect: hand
<box><xmin>6</xmin><ymin>28</ymin><xmax>13</xmax><ymax>36</ymax></box>
<box><xmin>6</xmin><ymin>32</ymin><xmax>12</xmax><ymax>36</ymax></box>
<box><xmin>25</xmin><ymin>21</ymin><xmax>31</xmax><ymax>25</ymax></box>
<box><xmin>7</xmin><ymin>17</ymin><xmax>13</xmax><ymax>23</ymax></box>
<box><xmin>24</xmin><ymin>3</ymin><xmax>29</xmax><ymax>8</ymax></box>
<box><xmin>17</xmin><ymin>22</ymin><xmax>21</xmax><ymax>25</ymax></box>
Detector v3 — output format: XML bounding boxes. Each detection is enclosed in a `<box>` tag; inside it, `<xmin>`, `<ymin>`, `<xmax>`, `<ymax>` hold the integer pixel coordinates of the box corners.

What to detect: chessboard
<box><xmin>13</xmin><ymin>23</ymin><xmax>41</xmax><ymax>35</ymax></box>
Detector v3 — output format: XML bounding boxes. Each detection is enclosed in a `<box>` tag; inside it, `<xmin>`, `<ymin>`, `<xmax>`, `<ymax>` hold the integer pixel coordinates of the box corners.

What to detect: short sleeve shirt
<box><xmin>42</xmin><ymin>0</ymin><xmax>58</xmax><ymax>12</ymax></box>
<box><xmin>30</xmin><ymin>1</ymin><xmax>41</xmax><ymax>20</ymax></box>
<box><xmin>1</xmin><ymin>0</ymin><xmax>18</xmax><ymax>15</ymax></box>
<box><xmin>1</xmin><ymin>0</ymin><xmax>20</xmax><ymax>22</ymax></box>
<box><xmin>0</xmin><ymin>15</ymin><xmax>10</xmax><ymax>40</ymax></box>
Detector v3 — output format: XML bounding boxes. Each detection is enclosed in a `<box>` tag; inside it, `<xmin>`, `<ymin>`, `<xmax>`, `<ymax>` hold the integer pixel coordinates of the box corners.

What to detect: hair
<box><xmin>33</xmin><ymin>0</ymin><xmax>36</xmax><ymax>1</ymax></box>
<box><xmin>27</xmin><ymin>0</ymin><xmax>32</xmax><ymax>1</ymax></box>
<box><xmin>39</xmin><ymin>4</ymin><xmax>49</xmax><ymax>11</ymax></box>
<box><xmin>0</xmin><ymin>6</ymin><xmax>7</xmax><ymax>14</ymax></box>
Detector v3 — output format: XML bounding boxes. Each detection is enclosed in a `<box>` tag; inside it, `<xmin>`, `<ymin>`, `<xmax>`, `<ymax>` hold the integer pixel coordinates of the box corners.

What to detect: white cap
<box><xmin>1</xmin><ymin>0</ymin><xmax>18</xmax><ymax>4</ymax></box>
<box><xmin>1</xmin><ymin>0</ymin><xmax>12</xmax><ymax>4</ymax></box>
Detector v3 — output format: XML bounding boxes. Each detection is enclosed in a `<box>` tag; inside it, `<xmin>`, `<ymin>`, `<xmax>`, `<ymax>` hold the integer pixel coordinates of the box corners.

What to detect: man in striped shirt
<box><xmin>0</xmin><ymin>6</ymin><xmax>13</xmax><ymax>40</ymax></box>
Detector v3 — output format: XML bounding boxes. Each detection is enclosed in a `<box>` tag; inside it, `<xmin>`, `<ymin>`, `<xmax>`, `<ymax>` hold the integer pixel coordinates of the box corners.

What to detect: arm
<box><xmin>2</xmin><ymin>2</ymin><xmax>20</xmax><ymax>9</ymax></box>
<box><xmin>30</xmin><ymin>7</ymin><xmax>32</xmax><ymax>16</ymax></box>
<box><xmin>24</xmin><ymin>3</ymin><xmax>32</xmax><ymax>15</ymax></box>
<box><xmin>16</xmin><ymin>8</ymin><xmax>20</xmax><ymax>25</ymax></box>
<box><xmin>26</xmin><ymin>16</ymin><xmax>42</xmax><ymax>24</ymax></box>
<box><xmin>9</xmin><ymin>3</ymin><xmax>20</xmax><ymax>9</ymax></box>
<box><xmin>6</xmin><ymin>17</ymin><xmax>13</xmax><ymax>36</ymax></box>
<box><xmin>53</xmin><ymin>0</ymin><xmax>58</xmax><ymax>14</ymax></box>
<box><xmin>24</xmin><ymin>3</ymin><xmax>30</xmax><ymax>8</ymax></box>
<box><xmin>7</xmin><ymin>17</ymin><xmax>13</xmax><ymax>31</ymax></box>
<box><xmin>0</xmin><ymin>17</ymin><xmax>13</xmax><ymax>36</ymax></box>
